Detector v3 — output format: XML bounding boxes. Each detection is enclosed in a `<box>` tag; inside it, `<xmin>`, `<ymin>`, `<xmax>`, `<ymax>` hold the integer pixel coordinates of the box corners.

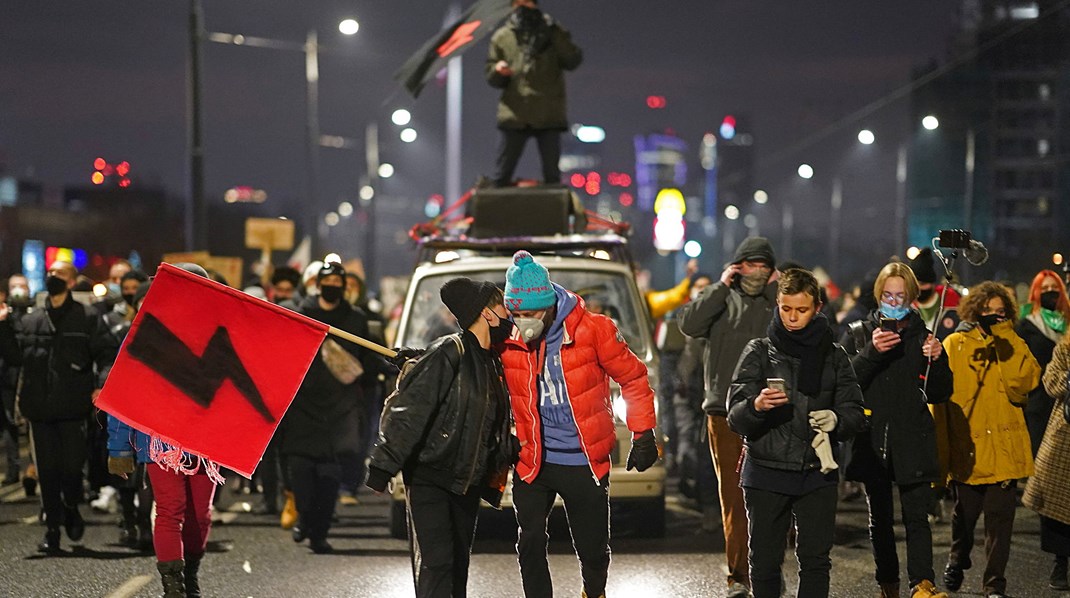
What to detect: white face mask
<box><xmin>514</xmin><ymin>316</ymin><xmax>546</xmax><ymax>341</ymax></box>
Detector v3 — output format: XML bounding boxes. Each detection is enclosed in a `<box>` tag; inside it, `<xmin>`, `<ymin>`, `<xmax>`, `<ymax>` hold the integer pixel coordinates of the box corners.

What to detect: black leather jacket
<box><xmin>370</xmin><ymin>331</ymin><xmax>514</xmax><ymax>499</ymax></box>
<box><xmin>727</xmin><ymin>337</ymin><xmax>865</xmax><ymax>472</ymax></box>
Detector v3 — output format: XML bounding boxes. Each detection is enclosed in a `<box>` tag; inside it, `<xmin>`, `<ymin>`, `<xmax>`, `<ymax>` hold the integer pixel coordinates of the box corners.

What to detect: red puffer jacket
<box><xmin>501</xmin><ymin>293</ymin><xmax>656</xmax><ymax>483</ymax></box>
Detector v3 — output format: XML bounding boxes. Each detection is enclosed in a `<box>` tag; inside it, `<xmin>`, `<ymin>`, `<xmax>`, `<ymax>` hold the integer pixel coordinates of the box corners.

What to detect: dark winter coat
<box><xmin>726</xmin><ymin>337</ymin><xmax>865</xmax><ymax>472</ymax></box>
<box><xmin>369</xmin><ymin>331</ymin><xmax>514</xmax><ymax>500</ymax></box>
<box><xmin>1017</xmin><ymin>312</ymin><xmax>1061</xmax><ymax>455</ymax></box>
<box><xmin>485</xmin><ymin>12</ymin><xmax>582</xmax><ymax>131</ymax></box>
<box><xmin>678</xmin><ymin>279</ymin><xmax>778</xmax><ymax>416</ymax></box>
<box><xmin>841</xmin><ymin>310</ymin><xmax>953</xmax><ymax>485</ymax></box>
<box><xmin>0</xmin><ymin>294</ymin><xmax>115</xmax><ymax>422</ymax></box>
<box><xmin>280</xmin><ymin>297</ymin><xmax>369</xmax><ymax>461</ymax></box>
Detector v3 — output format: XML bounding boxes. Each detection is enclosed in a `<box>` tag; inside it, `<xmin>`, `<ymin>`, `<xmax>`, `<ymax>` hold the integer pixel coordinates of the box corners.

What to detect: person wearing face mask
<box><xmin>727</xmin><ymin>268</ymin><xmax>866</xmax><ymax>598</ymax></box>
<box><xmin>499</xmin><ymin>250</ymin><xmax>656</xmax><ymax>598</ymax></box>
<box><xmin>1015</xmin><ymin>270</ymin><xmax>1070</xmax><ymax>456</ymax></box>
<box><xmin>368</xmin><ymin>277</ymin><xmax>516</xmax><ymax>598</ymax></box>
<box><xmin>1</xmin><ymin>273</ymin><xmax>32</xmax><ymax>487</ymax></box>
<box><xmin>279</xmin><ymin>261</ymin><xmax>373</xmax><ymax>554</ymax></box>
<box><xmin>677</xmin><ymin>235</ymin><xmax>778</xmax><ymax>598</ymax></box>
<box><xmin>840</xmin><ymin>262</ymin><xmax>954</xmax><ymax>598</ymax></box>
<box><xmin>486</xmin><ymin>0</ymin><xmax>582</xmax><ymax>187</ymax></box>
<box><xmin>935</xmin><ymin>281</ymin><xmax>1040</xmax><ymax>598</ymax></box>
<box><xmin>910</xmin><ymin>248</ymin><xmax>961</xmax><ymax>341</ymax></box>
<box><xmin>0</xmin><ymin>260</ymin><xmax>117</xmax><ymax>554</ymax></box>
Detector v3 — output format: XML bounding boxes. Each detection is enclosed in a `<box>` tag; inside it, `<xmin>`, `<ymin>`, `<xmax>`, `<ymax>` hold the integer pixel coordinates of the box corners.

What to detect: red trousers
<box><xmin>147</xmin><ymin>463</ymin><xmax>217</xmax><ymax>562</ymax></box>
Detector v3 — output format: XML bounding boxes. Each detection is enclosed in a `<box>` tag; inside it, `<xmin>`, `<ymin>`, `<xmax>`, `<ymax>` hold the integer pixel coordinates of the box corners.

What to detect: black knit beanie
<box><xmin>440</xmin><ymin>277</ymin><xmax>497</xmax><ymax>329</ymax></box>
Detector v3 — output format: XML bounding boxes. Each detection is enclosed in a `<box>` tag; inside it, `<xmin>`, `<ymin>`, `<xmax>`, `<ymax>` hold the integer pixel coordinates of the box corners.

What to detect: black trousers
<box><xmin>744</xmin><ymin>484</ymin><xmax>838</xmax><ymax>598</ymax></box>
<box><xmin>864</xmin><ymin>479</ymin><xmax>935</xmax><ymax>587</ymax></box>
<box><xmin>494</xmin><ymin>128</ymin><xmax>561</xmax><ymax>186</ymax></box>
<box><xmin>1041</xmin><ymin>515</ymin><xmax>1070</xmax><ymax>558</ymax></box>
<box><xmin>257</xmin><ymin>433</ymin><xmax>288</xmax><ymax>511</ymax></box>
<box><xmin>948</xmin><ymin>480</ymin><xmax>1017</xmax><ymax>595</ymax></box>
<box><xmin>0</xmin><ymin>388</ymin><xmax>19</xmax><ymax>478</ymax></box>
<box><xmin>406</xmin><ymin>481</ymin><xmax>481</xmax><ymax>598</ymax></box>
<box><xmin>116</xmin><ymin>463</ymin><xmax>152</xmax><ymax>531</ymax></box>
<box><xmin>513</xmin><ymin>463</ymin><xmax>610</xmax><ymax>598</ymax></box>
<box><xmin>287</xmin><ymin>455</ymin><xmax>341</xmax><ymax>542</ymax></box>
<box><xmin>29</xmin><ymin>419</ymin><xmax>87</xmax><ymax>530</ymax></box>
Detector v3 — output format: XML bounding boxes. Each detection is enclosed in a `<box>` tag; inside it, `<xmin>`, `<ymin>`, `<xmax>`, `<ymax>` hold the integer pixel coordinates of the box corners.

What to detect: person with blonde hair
<box><xmin>1016</xmin><ymin>269</ymin><xmax>1070</xmax><ymax>455</ymax></box>
<box><xmin>841</xmin><ymin>262</ymin><xmax>953</xmax><ymax>598</ymax></box>
<box><xmin>936</xmin><ymin>281</ymin><xmax>1040</xmax><ymax>598</ymax></box>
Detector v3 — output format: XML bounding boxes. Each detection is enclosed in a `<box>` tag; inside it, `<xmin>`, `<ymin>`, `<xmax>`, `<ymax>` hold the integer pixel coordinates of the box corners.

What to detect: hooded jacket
<box><xmin>678</xmin><ymin>237</ymin><xmax>777</xmax><ymax>417</ymax></box>
<box><xmin>842</xmin><ymin>310</ymin><xmax>953</xmax><ymax>485</ymax></box>
<box><xmin>485</xmin><ymin>10</ymin><xmax>582</xmax><ymax>131</ymax></box>
<box><xmin>500</xmin><ymin>287</ymin><xmax>656</xmax><ymax>483</ymax></box>
<box><xmin>933</xmin><ymin>320</ymin><xmax>1040</xmax><ymax>485</ymax></box>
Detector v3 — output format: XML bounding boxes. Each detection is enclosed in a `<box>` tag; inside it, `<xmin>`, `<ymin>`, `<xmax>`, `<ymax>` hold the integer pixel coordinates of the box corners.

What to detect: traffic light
<box><xmin>653</xmin><ymin>188</ymin><xmax>686</xmax><ymax>251</ymax></box>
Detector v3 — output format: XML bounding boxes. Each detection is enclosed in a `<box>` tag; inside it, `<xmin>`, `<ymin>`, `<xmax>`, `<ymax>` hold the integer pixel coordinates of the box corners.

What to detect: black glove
<box><xmin>388</xmin><ymin>347</ymin><xmax>424</xmax><ymax>370</ymax></box>
<box><xmin>365</xmin><ymin>467</ymin><xmax>393</xmax><ymax>493</ymax></box>
<box><xmin>626</xmin><ymin>429</ymin><xmax>658</xmax><ymax>472</ymax></box>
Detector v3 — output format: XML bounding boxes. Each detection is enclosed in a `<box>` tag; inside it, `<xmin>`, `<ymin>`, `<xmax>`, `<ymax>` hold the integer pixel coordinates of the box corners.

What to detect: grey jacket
<box><xmin>677</xmin><ymin>280</ymin><xmax>777</xmax><ymax>416</ymax></box>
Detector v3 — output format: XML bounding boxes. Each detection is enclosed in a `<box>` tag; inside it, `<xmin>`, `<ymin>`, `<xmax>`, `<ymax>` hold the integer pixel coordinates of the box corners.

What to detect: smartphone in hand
<box><xmin>880</xmin><ymin>317</ymin><xmax>898</xmax><ymax>333</ymax></box>
<box><xmin>767</xmin><ymin>377</ymin><xmax>787</xmax><ymax>395</ymax></box>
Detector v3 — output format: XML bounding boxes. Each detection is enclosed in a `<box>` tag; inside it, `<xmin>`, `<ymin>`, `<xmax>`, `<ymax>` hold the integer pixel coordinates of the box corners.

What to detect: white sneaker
<box><xmin>727</xmin><ymin>581</ymin><xmax>751</xmax><ymax>598</ymax></box>
<box><xmin>91</xmin><ymin>486</ymin><xmax>118</xmax><ymax>513</ymax></box>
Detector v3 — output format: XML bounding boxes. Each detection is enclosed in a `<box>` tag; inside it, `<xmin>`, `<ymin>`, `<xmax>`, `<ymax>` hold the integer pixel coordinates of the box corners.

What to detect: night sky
<box><xmin>0</xmin><ymin>1</ymin><xmax>963</xmax><ymax>281</ymax></box>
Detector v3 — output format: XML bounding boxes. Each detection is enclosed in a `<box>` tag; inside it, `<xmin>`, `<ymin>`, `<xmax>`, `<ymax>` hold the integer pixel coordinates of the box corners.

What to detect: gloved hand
<box><xmin>108</xmin><ymin>456</ymin><xmax>135</xmax><ymax>476</ymax></box>
<box><xmin>808</xmin><ymin>409</ymin><xmax>838</xmax><ymax>433</ymax></box>
<box><xmin>365</xmin><ymin>467</ymin><xmax>393</xmax><ymax>494</ymax></box>
<box><xmin>811</xmin><ymin>431</ymin><xmax>839</xmax><ymax>474</ymax></box>
<box><xmin>388</xmin><ymin>347</ymin><xmax>424</xmax><ymax>370</ymax></box>
<box><xmin>626</xmin><ymin>429</ymin><xmax>659</xmax><ymax>472</ymax></box>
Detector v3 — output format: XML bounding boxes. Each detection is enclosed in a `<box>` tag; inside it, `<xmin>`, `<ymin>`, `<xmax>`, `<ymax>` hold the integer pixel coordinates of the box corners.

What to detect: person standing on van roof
<box><xmin>677</xmin><ymin>236</ymin><xmax>778</xmax><ymax>598</ymax></box>
<box><xmin>499</xmin><ymin>250</ymin><xmax>657</xmax><ymax>598</ymax></box>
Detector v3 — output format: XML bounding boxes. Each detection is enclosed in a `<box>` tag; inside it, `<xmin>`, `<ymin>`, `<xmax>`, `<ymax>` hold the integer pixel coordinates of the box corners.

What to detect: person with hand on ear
<box><xmin>727</xmin><ymin>268</ymin><xmax>866</xmax><ymax>598</ymax></box>
<box><xmin>500</xmin><ymin>250</ymin><xmax>656</xmax><ymax>598</ymax></box>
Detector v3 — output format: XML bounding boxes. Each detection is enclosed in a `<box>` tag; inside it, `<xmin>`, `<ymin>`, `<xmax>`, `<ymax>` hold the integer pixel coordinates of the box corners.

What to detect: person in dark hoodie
<box><xmin>727</xmin><ymin>268</ymin><xmax>866</xmax><ymax>598</ymax></box>
<box><xmin>678</xmin><ymin>236</ymin><xmax>778</xmax><ymax>598</ymax></box>
<box><xmin>841</xmin><ymin>262</ymin><xmax>954</xmax><ymax>598</ymax></box>
<box><xmin>367</xmin><ymin>277</ymin><xmax>516</xmax><ymax>598</ymax></box>
<box><xmin>0</xmin><ymin>260</ymin><xmax>117</xmax><ymax>554</ymax></box>
<box><xmin>485</xmin><ymin>0</ymin><xmax>582</xmax><ymax>186</ymax></box>
<box><xmin>281</xmin><ymin>261</ymin><xmax>371</xmax><ymax>554</ymax></box>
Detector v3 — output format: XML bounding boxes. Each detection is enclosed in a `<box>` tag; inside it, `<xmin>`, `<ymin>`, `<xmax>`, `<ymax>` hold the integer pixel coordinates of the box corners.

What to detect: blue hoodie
<box><xmin>537</xmin><ymin>284</ymin><xmax>587</xmax><ymax>466</ymax></box>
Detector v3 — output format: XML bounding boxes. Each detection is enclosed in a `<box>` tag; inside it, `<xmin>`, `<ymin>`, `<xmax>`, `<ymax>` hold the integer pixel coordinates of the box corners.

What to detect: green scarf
<box><xmin>1041</xmin><ymin>307</ymin><xmax>1066</xmax><ymax>334</ymax></box>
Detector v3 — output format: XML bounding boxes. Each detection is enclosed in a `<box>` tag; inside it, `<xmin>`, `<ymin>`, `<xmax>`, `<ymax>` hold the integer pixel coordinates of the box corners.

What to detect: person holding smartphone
<box><xmin>727</xmin><ymin>268</ymin><xmax>866</xmax><ymax>598</ymax></box>
<box><xmin>841</xmin><ymin>262</ymin><xmax>953</xmax><ymax>598</ymax></box>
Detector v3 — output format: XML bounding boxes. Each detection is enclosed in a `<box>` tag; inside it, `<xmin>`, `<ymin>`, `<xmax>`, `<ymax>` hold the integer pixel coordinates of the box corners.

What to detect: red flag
<box><xmin>96</xmin><ymin>263</ymin><xmax>328</xmax><ymax>479</ymax></box>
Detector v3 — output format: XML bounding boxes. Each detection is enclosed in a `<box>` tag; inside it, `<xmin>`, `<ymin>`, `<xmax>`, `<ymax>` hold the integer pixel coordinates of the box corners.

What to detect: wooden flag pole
<box><xmin>327</xmin><ymin>326</ymin><xmax>397</xmax><ymax>358</ymax></box>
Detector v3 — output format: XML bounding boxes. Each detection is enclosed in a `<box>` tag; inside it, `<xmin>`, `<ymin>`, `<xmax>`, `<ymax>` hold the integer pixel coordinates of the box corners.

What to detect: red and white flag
<box><xmin>96</xmin><ymin>263</ymin><xmax>329</xmax><ymax>479</ymax></box>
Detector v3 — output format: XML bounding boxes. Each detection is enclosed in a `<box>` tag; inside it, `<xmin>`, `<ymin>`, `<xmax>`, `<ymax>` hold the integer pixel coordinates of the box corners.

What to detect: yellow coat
<box><xmin>645</xmin><ymin>276</ymin><xmax>691</xmax><ymax>321</ymax></box>
<box><xmin>933</xmin><ymin>320</ymin><xmax>1040</xmax><ymax>485</ymax></box>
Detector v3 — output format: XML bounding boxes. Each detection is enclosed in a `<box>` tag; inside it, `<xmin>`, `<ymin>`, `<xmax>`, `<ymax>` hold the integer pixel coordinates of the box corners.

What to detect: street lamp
<box><xmin>858</xmin><ymin>129</ymin><xmax>875</xmax><ymax>145</ymax></box>
<box><xmin>338</xmin><ymin>19</ymin><xmax>359</xmax><ymax>36</ymax></box>
<box><xmin>391</xmin><ymin>109</ymin><xmax>412</xmax><ymax>126</ymax></box>
<box><xmin>922</xmin><ymin>115</ymin><xmax>940</xmax><ymax>130</ymax></box>
<box><xmin>797</xmin><ymin>164</ymin><xmax>815</xmax><ymax>180</ymax></box>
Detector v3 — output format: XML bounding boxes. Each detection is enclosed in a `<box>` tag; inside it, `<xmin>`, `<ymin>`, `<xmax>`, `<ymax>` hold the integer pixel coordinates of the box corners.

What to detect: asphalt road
<box><xmin>0</xmin><ymin>475</ymin><xmax>1061</xmax><ymax>597</ymax></box>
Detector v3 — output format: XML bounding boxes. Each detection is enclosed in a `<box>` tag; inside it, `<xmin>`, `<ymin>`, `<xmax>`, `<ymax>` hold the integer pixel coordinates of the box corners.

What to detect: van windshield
<box><xmin>400</xmin><ymin>269</ymin><xmax>650</xmax><ymax>354</ymax></box>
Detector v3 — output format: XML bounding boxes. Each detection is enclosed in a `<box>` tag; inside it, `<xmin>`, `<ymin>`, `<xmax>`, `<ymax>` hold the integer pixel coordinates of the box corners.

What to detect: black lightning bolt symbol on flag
<box><xmin>126</xmin><ymin>313</ymin><xmax>275</xmax><ymax>424</ymax></box>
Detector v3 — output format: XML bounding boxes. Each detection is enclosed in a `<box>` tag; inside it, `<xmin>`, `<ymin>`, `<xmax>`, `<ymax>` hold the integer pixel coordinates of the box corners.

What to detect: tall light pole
<box><xmin>445</xmin><ymin>2</ymin><xmax>463</xmax><ymax>204</ymax></box>
<box><xmin>364</xmin><ymin>122</ymin><xmax>380</xmax><ymax>289</ymax></box>
<box><xmin>305</xmin><ymin>30</ymin><xmax>322</xmax><ymax>256</ymax></box>
<box><xmin>828</xmin><ymin>177</ymin><xmax>843</xmax><ymax>279</ymax></box>
<box><xmin>187</xmin><ymin>0</ymin><xmax>207</xmax><ymax>251</ymax></box>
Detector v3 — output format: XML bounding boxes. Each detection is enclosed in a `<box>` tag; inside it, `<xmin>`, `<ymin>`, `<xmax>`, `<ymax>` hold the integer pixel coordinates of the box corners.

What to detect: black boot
<box><xmin>1052</xmin><ymin>555</ymin><xmax>1070</xmax><ymax>591</ymax></box>
<box><xmin>184</xmin><ymin>555</ymin><xmax>203</xmax><ymax>597</ymax></box>
<box><xmin>157</xmin><ymin>560</ymin><xmax>186</xmax><ymax>598</ymax></box>
<box><xmin>63</xmin><ymin>505</ymin><xmax>85</xmax><ymax>542</ymax></box>
<box><xmin>37</xmin><ymin>527</ymin><xmax>61</xmax><ymax>554</ymax></box>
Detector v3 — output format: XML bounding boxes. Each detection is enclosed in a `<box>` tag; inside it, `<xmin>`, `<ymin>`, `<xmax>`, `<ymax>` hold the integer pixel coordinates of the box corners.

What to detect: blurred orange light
<box><xmin>93</xmin><ymin>158</ymin><xmax>107</xmax><ymax>171</ymax></box>
<box><xmin>91</xmin><ymin>172</ymin><xmax>105</xmax><ymax>185</ymax></box>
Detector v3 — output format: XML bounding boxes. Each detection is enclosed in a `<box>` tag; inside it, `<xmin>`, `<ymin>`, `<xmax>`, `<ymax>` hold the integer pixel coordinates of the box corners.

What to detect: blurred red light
<box><xmin>570</xmin><ymin>173</ymin><xmax>586</xmax><ymax>188</ymax></box>
<box><xmin>91</xmin><ymin>254</ymin><xmax>105</xmax><ymax>267</ymax></box>
<box><xmin>585</xmin><ymin>181</ymin><xmax>600</xmax><ymax>196</ymax></box>
<box><xmin>118</xmin><ymin>178</ymin><xmax>131</xmax><ymax>188</ymax></box>
<box><xmin>586</xmin><ymin>171</ymin><xmax>601</xmax><ymax>182</ymax></box>
<box><xmin>93</xmin><ymin>158</ymin><xmax>107</xmax><ymax>171</ymax></box>
<box><xmin>91</xmin><ymin>172</ymin><xmax>105</xmax><ymax>185</ymax></box>
<box><xmin>646</xmin><ymin>95</ymin><xmax>666</xmax><ymax>109</ymax></box>
<box><xmin>116</xmin><ymin>161</ymin><xmax>131</xmax><ymax>177</ymax></box>
<box><xmin>619</xmin><ymin>192</ymin><xmax>634</xmax><ymax>207</ymax></box>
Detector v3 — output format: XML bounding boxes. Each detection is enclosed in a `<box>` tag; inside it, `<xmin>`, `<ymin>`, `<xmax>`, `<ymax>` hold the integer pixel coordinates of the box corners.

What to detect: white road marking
<box><xmin>104</xmin><ymin>574</ymin><xmax>153</xmax><ymax>598</ymax></box>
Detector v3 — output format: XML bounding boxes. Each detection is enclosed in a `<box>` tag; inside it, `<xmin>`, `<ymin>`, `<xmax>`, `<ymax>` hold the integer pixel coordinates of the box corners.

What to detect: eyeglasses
<box><xmin>880</xmin><ymin>292</ymin><xmax>907</xmax><ymax>303</ymax></box>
